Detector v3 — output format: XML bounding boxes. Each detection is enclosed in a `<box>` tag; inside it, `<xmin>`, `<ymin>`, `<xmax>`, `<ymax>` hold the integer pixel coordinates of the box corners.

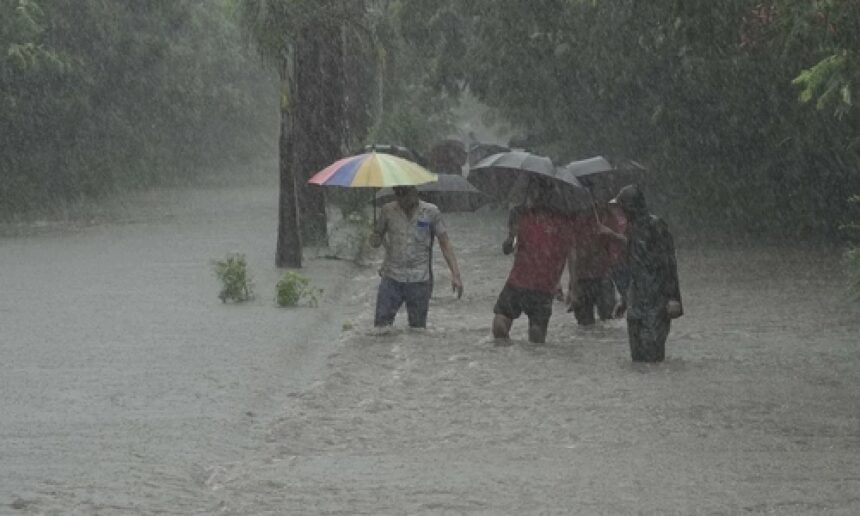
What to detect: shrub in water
<box><xmin>213</xmin><ymin>253</ymin><xmax>254</xmax><ymax>303</ymax></box>
<box><xmin>276</xmin><ymin>271</ymin><xmax>323</xmax><ymax>307</ymax></box>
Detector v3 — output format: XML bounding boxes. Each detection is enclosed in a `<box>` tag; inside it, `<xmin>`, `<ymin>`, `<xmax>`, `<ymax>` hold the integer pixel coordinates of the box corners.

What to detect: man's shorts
<box><xmin>493</xmin><ymin>283</ymin><xmax>553</xmax><ymax>328</ymax></box>
<box><xmin>375</xmin><ymin>277</ymin><xmax>433</xmax><ymax>328</ymax></box>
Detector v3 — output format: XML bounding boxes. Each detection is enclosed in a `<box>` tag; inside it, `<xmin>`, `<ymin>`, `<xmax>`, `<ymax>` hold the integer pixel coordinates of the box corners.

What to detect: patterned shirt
<box><xmin>374</xmin><ymin>200</ymin><xmax>447</xmax><ymax>283</ymax></box>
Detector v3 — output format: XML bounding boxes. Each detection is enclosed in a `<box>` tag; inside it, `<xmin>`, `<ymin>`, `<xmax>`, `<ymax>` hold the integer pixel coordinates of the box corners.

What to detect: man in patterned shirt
<box><xmin>370</xmin><ymin>186</ymin><xmax>463</xmax><ymax>328</ymax></box>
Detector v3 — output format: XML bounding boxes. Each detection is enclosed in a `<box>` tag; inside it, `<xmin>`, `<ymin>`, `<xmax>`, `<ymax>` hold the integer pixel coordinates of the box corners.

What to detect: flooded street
<box><xmin>0</xmin><ymin>186</ymin><xmax>361</xmax><ymax>514</ymax></box>
<box><xmin>2</xmin><ymin>188</ymin><xmax>859</xmax><ymax>514</ymax></box>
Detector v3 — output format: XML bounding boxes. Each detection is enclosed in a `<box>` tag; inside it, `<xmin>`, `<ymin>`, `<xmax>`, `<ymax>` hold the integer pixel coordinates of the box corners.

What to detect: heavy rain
<box><xmin>1</xmin><ymin>1</ymin><xmax>859</xmax><ymax>514</ymax></box>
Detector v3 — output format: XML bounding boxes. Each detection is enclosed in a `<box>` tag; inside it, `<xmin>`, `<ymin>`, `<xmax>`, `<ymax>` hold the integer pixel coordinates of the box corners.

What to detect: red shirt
<box><xmin>507</xmin><ymin>211</ymin><xmax>577</xmax><ymax>293</ymax></box>
<box><xmin>572</xmin><ymin>210</ymin><xmax>627</xmax><ymax>279</ymax></box>
<box><xmin>605</xmin><ymin>210</ymin><xmax>627</xmax><ymax>266</ymax></box>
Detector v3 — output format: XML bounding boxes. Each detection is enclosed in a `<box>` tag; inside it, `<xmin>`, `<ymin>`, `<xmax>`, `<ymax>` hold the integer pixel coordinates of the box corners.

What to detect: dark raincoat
<box><xmin>615</xmin><ymin>185</ymin><xmax>682</xmax><ymax>361</ymax></box>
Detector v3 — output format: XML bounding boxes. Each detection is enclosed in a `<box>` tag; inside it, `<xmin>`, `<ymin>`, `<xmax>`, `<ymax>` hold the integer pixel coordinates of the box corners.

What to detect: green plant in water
<box><xmin>213</xmin><ymin>253</ymin><xmax>254</xmax><ymax>303</ymax></box>
<box><xmin>276</xmin><ymin>271</ymin><xmax>323</xmax><ymax>307</ymax></box>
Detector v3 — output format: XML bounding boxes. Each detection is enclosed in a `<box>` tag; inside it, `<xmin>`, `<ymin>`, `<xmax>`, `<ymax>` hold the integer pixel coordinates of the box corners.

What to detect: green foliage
<box><xmin>213</xmin><ymin>253</ymin><xmax>255</xmax><ymax>303</ymax></box>
<box><xmin>275</xmin><ymin>271</ymin><xmax>322</xmax><ymax>307</ymax></box>
<box><xmin>1</xmin><ymin>0</ymin><xmax>277</xmax><ymax>219</ymax></box>
<box><xmin>398</xmin><ymin>0</ymin><xmax>860</xmax><ymax>238</ymax></box>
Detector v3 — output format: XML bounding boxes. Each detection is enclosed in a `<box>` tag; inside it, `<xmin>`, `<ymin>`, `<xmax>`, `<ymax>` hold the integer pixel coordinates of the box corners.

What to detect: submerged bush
<box><xmin>276</xmin><ymin>271</ymin><xmax>323</xmax><ymax>307</ymax></box>
<box><xmin>213</xmin><ymin>253</ymin><xmax>254</xmax><ymax>303</ymax></box>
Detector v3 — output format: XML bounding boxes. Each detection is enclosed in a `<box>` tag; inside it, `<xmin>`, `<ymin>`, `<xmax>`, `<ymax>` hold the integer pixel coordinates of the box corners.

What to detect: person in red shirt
<box><xmin>567</xmin><ymin>205</ymin><xmax>626</xmax><ymax>324</ymax></box>
<box><xmin>492</xmin><ymin>177</ymin><xmax>578</xmax><ymax>344</ymax></box>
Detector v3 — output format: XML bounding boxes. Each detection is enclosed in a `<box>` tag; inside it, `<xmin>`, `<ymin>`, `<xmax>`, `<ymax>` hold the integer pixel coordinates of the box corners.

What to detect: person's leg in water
<box><xmin>596</xmin><ymin>277</ymin><xmax>617</xmax><ymax>320</ymax></box>
<box><xmin>627</xmin><ymin>315</ymin><xmax>670</xmax><ymax>362</ymax></box>
<box><xmin>524</xmin><ymin>290</ymin><xmax>553</xmax><ymax>343</ymax></box>
<box><xmin>572</xmin><ymin>278</ymin><xmax>597</xmax><ymax>326</ymax></box>
<box><xmin>492</xmin><ymin>284</ymin><xmax>520</xmax><ymax>341</ymax></box>
<box><xmin>374</xmin><ymin>277</ymin><xmax>404</xmax><ymax>327</ymax></box>
<box><xmin>404</xmin><ymin>281</ymin><xmax>433</xmax><ymax>328</ymax></box>
<box><xmin>527</xmin><ymin>316</ymin><xmax>549</xmax><ymax>343</ymax></box>
<box><xmin>493</xmin><ymin>314</ymin><xmax>513</xmax><ymax>339</ymax></box>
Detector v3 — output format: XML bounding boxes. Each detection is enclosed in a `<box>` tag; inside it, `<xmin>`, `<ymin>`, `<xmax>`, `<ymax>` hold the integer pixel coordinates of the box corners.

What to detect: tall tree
<box><xmin>237</xmin><ymin>0</ymin><xmax>371</xmax><ymax>266</ymax></box>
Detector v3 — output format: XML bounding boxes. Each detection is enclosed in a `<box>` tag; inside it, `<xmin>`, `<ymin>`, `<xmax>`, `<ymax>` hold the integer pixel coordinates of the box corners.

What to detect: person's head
<box><xmin>393</xmin><ymin>186</ymin><xmax>419</xmax><ymax>211</ymax></box>
<box><xmin>610</xmin><ymin>184</ymin><xmax>648</xmax><ymax>219</ymax></box>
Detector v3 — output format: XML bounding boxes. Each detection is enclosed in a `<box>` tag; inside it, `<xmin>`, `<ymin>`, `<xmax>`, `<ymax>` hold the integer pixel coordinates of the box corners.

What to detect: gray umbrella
<box><xmin>559</xmin><ymin>156</ymin><xmax>647</xmax><ymax>203</ymax></box>
<box><xmin>560</xmin><ymin>156</ymin><xmax>613</xmax><ymax>178</ymax></box>
<box><xmin>376</xmin><ymin>174</ymin><xmax>488</xmax><ymax>212</ymax></box>
<box><xmin>468</xmin><ymin>150</ymin><xmax>556</xmax><ymax>204</ymax></box>
<box><xmin>469</xmin><ymin>150</ymin><xmax>592</xmax><ymax>212</ymax></box>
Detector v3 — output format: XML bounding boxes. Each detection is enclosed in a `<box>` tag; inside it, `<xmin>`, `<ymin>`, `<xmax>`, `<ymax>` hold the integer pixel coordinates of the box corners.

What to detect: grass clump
<box><xmin>213</xmin><ymin>253</ymin><xmax>254</xmax><ymax>303</ymax></box>
<box><xmin>276</xmin><ymin>271</ymin><xmax>323</xmax><ymax>307</ymax></box>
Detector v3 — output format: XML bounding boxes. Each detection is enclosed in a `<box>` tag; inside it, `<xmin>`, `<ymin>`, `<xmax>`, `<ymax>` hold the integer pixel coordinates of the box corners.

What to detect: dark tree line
<box><xmin>5</xmin><ymin>1</ymin><xmax>859</xmax><ymax>281</ymax></box>
<box><xmin>1</xmin><ymin>0</ymin><xmax>277</xmax><ymax>217</ymax></box>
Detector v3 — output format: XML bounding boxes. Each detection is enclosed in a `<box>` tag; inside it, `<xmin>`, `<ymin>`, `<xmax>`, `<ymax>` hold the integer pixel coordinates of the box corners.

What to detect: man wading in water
<box><xmin>492</xmin><ymin>177</ymin><xmax>579</xmax><ymax>344</ymax></box>
<box><xmin>370</xmin><ymin>186</ymin><xmax>463</xmax><ymax>329</ymax></box>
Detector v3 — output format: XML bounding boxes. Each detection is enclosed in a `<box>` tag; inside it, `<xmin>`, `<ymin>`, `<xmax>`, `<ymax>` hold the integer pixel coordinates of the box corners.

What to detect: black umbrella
<box><xmin>468</xmin><ymin>150</ymin><xmax>592</xmax><ymax>212</ymax></box>
<box><xmin>468</xmin><ymin>150</ymin><xmax>555</xmax><ymax>203</ymax></box>
<box><xmin>376</xmin><ymin>174</ymin><xmax>489</xmax><ymax>212</ymax></box>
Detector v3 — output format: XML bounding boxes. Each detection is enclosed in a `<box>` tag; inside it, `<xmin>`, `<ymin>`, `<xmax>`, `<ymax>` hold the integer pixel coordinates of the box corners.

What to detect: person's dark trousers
<box><xmin>374</xmin><ymin>277</ymin><xmax>433</xmax><ymax>328</ymax></box>
<box><xmin>627</xmin><ymin>315</ymin><xmax>671</xmax><ymax>362</ymax></box>
<box><xmin>572</xmin><ymin>278</ymin><xmax>616</xmax><ymax>325</ymax></box>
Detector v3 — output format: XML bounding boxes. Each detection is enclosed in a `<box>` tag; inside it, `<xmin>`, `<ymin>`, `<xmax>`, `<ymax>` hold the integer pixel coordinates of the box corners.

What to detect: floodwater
<box><xmin>0</xmin><ymin>186</ymin><xmax>360</xmax><ymax>514</ymax></box>
<box><xmin>2</xmin><ymin>187</ymin><xmax>859</xmax><ymax>514</ymax></box>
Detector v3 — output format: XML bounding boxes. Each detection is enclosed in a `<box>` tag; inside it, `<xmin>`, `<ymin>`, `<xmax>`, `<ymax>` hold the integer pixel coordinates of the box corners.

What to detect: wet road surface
<box><xmin>2</xmin><ymin>191</ymin><xmax>859</xmax><ymax>514</ymax></box>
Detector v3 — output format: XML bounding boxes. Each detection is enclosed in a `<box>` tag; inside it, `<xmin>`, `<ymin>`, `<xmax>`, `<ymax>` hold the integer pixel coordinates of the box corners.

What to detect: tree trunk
<box><xmin>276</xmin><ymin>75</ymin><xmax>303</xmax><ymax>268</ymax></box>
<box><xmin>294</xmin><ymin>23</ymin><xmax>346</xmax><ymax>243</ymax></box>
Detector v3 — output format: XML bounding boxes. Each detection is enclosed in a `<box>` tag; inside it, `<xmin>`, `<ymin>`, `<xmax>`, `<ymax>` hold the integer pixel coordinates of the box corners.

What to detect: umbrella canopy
<box><xmin>559</xmin><ymin>156</ymin><xmax>647</xmax><ymax>203</ymax></box>
<box><xmin>308</xmin><ymin>151</ymin><xmax>438</xmax><ymax>188</ymax></box>
<box><xmin>469</xmin><ymin>150</ymin><xmax>592</xmax><ymax>212</ymax></box>
<box><xmin>467</xmin><ymin>143</ymin><xmax>510</xmax><ymax>166</ymax></box>
<box><xmin>560</xmin><ymin>156</ymin><xmax>613</xmax><ymax>178</ymax></box>
<box><xmin>468</xmin><ymin>150</ymin><xmax>555</xmax><ymax>202</ymax></box>
<box><xmin>376</xmin><ymin>173</ymin><xmax>488</xmax><ymax>212</ymax></box>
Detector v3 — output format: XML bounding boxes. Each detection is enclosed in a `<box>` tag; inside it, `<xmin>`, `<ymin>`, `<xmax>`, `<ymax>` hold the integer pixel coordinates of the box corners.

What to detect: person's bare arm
<box><xmin>436</xmin><ymin>232</ymin><xmax>463</xmax><ymax>298</ymax></box>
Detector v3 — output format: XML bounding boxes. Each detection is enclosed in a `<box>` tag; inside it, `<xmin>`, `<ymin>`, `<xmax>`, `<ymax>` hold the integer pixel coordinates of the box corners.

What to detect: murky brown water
<box><xmin>2</xmin><ymin>195</ymin><xmax>858</xmax><ymax>514</ymax></box>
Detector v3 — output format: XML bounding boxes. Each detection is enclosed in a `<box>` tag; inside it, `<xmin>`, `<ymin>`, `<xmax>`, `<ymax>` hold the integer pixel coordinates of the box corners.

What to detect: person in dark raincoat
<box><xmin>610</xmin><ymin>185</ymin><xmax>683</xmax><ymax>362</ymax></box>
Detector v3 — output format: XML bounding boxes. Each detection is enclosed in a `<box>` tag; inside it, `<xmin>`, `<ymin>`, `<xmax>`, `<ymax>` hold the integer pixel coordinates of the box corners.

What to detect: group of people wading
<box><xmin>368</xmin><ymin>179</ymin><xmax>683</xmax><ymax>363</ymax></box>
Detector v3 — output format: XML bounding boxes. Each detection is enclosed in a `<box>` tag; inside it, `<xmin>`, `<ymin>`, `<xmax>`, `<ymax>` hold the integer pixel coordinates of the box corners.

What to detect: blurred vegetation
<box><xmin>1</xmin><ymin>0</ymin><xmax>277</xmax><ymax>219</ymax></box>
<box><xmin>398</xmin><ymin>0</ymin><xmax>860</xmax><ymax>241</ymax></box>
<box><xmin>5</xmin><ymin>0</ymin><xmax>860</xmax><ymax>288</ymax></box>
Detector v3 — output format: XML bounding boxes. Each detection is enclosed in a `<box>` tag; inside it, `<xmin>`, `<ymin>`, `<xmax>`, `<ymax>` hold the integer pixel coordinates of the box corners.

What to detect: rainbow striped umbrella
<box><xmin>308</xmin><ymin>152</ymin><xmax>438</xmax><ymax>188</ymax></box>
